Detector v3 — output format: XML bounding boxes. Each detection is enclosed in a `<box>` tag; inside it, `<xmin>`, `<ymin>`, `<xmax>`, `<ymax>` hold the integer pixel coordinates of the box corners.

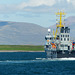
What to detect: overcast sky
<box><xmin>0</xmin><ymin>0</ymin><xmax>75</xmax><ymax>27</ymax></box>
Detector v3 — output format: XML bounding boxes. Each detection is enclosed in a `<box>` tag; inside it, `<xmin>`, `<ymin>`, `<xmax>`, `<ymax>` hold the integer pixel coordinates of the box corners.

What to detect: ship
<box><xmin>44</xmin><ymin>11</ymin><xmax>75</xmax><ymax>58</ymax></box>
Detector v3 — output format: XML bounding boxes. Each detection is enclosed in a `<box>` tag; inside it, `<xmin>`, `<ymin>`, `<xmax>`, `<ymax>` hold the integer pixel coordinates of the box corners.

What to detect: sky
<box><xmin>0</xmin><ymin>0</ymin><xmax>75</xmax><ymax>27</ymax></box>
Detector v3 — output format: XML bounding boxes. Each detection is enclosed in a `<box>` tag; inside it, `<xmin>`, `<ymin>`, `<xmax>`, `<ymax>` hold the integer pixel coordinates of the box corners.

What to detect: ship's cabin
<box><xmin>45</xmin><ymin>35</ymin><xmax>54</xmax><ymax>49</ymax></box>
<box><xmin>61</xmin><ymin>27</ymin><xmax>70</xmax><ymax>33</ymax></box>
<box><xmin>60</xmin><ymin>27</ymin><xmax>71</xmax><ymax>50</ymax></box>
<box><xmin>45</xmin><ymin>36</ymin><xmax>54</xmax><ymax>41</ymax></box>
<box><xmin>60</xmin><ymin>27</ymin><xmax>70</xmax><ymax>41</ymax></box>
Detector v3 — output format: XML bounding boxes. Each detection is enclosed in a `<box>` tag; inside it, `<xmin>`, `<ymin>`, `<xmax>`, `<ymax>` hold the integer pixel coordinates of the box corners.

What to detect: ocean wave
<box><xmin>36</xmin><ymin>57</ymin><xmax>75</xmax><ymax>61</ymax></box>
<box><xmin>0</xmin><ymin>57</ymin><xmax>75</xmax><ymax>64</ymax></box>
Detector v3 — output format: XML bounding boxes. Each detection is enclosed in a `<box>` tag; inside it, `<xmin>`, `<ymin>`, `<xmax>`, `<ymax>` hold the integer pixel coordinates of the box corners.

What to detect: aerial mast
<box><xmin>56</xmin><ymin>11</ymin><xmax>66</xmax><ymax>28</ymax></box>
<box><xmin>54</xmin><ymin>11</ymin><xmax>66</xmax><ymax>39</ymax></box>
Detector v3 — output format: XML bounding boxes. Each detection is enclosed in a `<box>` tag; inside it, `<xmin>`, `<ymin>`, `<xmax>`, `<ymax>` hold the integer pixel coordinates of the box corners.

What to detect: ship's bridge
<box><xmin>59</xmin><ymin>27</ymin><xmax>71</xmax><ymax>50</ymax></box>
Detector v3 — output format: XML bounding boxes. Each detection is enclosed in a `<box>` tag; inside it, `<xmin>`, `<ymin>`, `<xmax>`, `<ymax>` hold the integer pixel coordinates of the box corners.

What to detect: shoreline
<box><xmin>0</xmin><ymin>50</ymin><xmax>45</xmax><ymax>52</ymax></box>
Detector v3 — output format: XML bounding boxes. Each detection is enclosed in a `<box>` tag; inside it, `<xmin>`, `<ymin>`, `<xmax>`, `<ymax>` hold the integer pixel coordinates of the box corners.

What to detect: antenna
<box><xmin>56</xmin><ymin>10</ymin><xmax>66</xmax><ymax>28</ymax></box>
<box><xmin>54</xmin><ymin>10</ymin><xmax>66</xmax><ymax>39</ymax></box>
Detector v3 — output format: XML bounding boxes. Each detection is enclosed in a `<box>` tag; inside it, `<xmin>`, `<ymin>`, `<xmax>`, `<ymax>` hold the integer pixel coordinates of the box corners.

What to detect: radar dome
<box><xmin>48</xmin><ymin>29</ymin><xmax>51</xmax><ymax>32</ymax></box>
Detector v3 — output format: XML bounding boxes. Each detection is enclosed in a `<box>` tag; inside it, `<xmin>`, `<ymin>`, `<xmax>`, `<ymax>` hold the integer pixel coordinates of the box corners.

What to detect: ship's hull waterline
<box><xmin>45</xmin><ymin>50</ymin><xmax>75</xmax><ymax>58</ymax></box>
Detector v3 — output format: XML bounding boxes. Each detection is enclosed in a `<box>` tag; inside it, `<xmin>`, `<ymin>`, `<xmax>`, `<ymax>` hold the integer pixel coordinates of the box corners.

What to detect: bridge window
<box><xmin>61</xmin><ymin>38</ymin><xmax>62</xmax><ymax>41</ymax></box>
<box><xmin>61</xmin><ymin>45</ymin><xmax>64</xmax><ymax>47</ymax></box>
<box><xmin>67</xmin><ymin>38</ymin><xmax>69</xmax><ymax>41</ymax></box>
<box><xmin>65</xmin><ymin>45</ymin><xmax>67</xmax><ymax>47</ymax></box>
<box><xmin>68</xmin><ymin>35</ymin><xmax>69</xmax><ymax>37</ymax></box>
<box><xmin>64</xmin><ymin>38</ymin><xmax>66</xmax><ymax>41</ymax></box>
<box><xmin>50</xmin><ymin>38</ymin><xmax>51</xmax><ymax>40</ymax></box>
<box><xmin>65</xmin><ymin>35</ymin><xmax>67</xmax><ymax>37</ymax></box>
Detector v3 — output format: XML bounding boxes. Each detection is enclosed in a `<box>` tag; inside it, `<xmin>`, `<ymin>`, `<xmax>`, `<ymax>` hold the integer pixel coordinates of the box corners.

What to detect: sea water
<box><xmin>0</xmin><ymin>52</ymin><xmax>75</xmax><ymax>75</ymax></box>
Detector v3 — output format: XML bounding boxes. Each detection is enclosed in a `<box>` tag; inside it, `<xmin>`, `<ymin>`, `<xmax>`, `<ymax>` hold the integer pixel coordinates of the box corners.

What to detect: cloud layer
<box><xmin>0</xmin><ymin>0</ymin><xmax>75</xmax><ymax>13</ymax></box>
<box><xmin>0</xmin><ymin>0</ymin><xmax>75</xmax><ymax>28</ymax></box>
<box><xmin>20</xmin><ymin>0</ymin><xmax>56</xmax><ymax>7</ymax></box>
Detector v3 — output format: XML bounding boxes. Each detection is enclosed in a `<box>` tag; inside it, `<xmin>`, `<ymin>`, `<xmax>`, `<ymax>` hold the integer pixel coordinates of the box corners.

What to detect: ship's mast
<box><xmin>54</xmin><ymin>11</ymin><xmax>66</xmax><ymax>39</ymax></box>
<box><xmin>56</xmin><ymin>11</ymin><xmax>66</xmax><ymax>28</ymax></box>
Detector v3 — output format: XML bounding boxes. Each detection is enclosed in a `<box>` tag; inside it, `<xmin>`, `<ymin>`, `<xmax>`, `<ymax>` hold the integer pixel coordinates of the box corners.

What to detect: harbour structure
<box><xmin>44</xmin><ymin>11</ymin><xmax>75</xmax><ymax>58</ymax></box>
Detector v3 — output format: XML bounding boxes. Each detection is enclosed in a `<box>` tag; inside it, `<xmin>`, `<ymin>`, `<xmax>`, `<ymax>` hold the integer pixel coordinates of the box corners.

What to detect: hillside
<box><xmin>0</xmin><ymin>21</ymin><xmax>47</xmax><ymax>45</ymax></box>
<box><xmin>0</xmin><ymin>16</ymin><xmax>75</xmax><ymax>45</ymax></box>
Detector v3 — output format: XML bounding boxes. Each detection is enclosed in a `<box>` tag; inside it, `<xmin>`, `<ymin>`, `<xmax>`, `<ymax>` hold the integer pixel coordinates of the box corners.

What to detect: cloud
<box><xmin>67</xmin><ymin>0</ymin><xmax>75</xmax><ymax>6</ymax></box>
<box><xmin>67</xmin><ymin>0</ymin><xmax>70</xmax><ymax>3</ymax></box>
<box><xmin>19</xmin><ymin>0</ymin><xmax>56</xmax><ymax>8</ymax></box>
<box><xmin>70</xmin><ymin>0</ymin><xmax>75</xmax><ymax>6</ymax></box>
<box><xmin>0</xmin><ymin>0</ymin><xmax>56</xmax><ymax>13</ymax></box>
<box><xmin>0</xmin><ymin>0</ymin><xmax>75</xmax><ymax>13</ymax></box>
<box><xmin>16</xmin><ymin>0</ymin><xmax>75</xmax><ymax>13</ymax></box>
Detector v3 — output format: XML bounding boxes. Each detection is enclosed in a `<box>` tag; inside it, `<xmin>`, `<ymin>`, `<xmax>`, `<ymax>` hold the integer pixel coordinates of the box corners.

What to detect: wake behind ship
<box><xmin>44</xmin><ymin>11</ymin><xmax>75</xmax><ymax>58</ymax></box>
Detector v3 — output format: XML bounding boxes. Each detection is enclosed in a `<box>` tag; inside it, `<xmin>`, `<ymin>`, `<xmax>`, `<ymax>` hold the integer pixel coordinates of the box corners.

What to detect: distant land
<box><xmin>0</xmin><ymin>16</ymin><xmax>75</xmax><ymax>45</ymax></box>
<box><xmin>0</xmin><ymin>21</ymin><xmax>47</xmax><ymax>45</ymax></box>
<box><xmin>0</xmin><ymin>45</ymin><xmax>44</xmax><ymax>51</ymax></box>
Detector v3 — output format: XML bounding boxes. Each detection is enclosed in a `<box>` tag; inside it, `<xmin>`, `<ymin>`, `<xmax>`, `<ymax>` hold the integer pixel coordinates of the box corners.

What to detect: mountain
<box><xmin>0</xmin><ymin>21</ymin><xmax>47</xmax><ymax>45</ymax></box>
<box><xmin>0</xmin><ymin>16</ymin><xmax>75</xmax><ymax>45</ymax></box>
